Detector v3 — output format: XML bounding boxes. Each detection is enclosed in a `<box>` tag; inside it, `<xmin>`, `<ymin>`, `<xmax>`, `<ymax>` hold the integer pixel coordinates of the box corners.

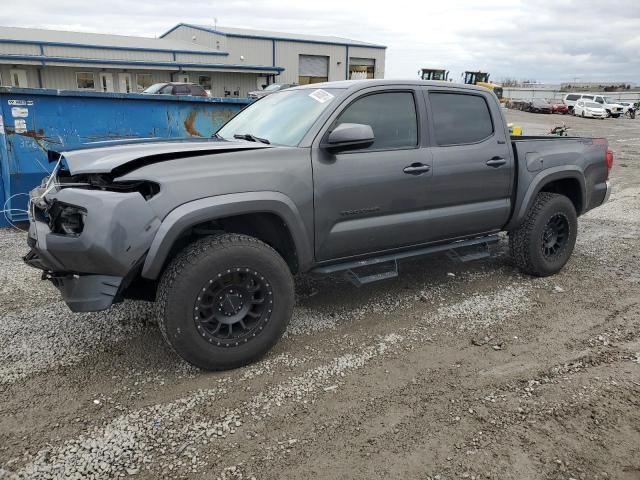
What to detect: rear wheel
<box><xmin>509</xmin><ymin>193</ymin><xmax>577</xmax><ymax>277</ymax></box>
<box><xmin>156</xmin><ymin>234</ymin><xmax>295</xmax><ymax>370</ymax></box>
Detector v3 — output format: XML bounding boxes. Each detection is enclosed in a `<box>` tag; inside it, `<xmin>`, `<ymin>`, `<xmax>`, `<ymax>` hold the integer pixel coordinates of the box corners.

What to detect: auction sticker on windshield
<box><xmin>309</xmin><ymin>89</ymin><xmax>334</xmax><ymax>103</ymax></box>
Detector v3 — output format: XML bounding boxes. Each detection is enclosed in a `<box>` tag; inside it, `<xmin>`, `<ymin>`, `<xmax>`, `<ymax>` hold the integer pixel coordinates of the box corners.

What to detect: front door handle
<box><xmin>486</xmin><ymin>157</ymin><xmax>507</xmax><ymax>167</ymax></box>
<box><xmin>403</xmin><ymin>163</ymin><xmax>431</xmax><ymax>175</ymax></box>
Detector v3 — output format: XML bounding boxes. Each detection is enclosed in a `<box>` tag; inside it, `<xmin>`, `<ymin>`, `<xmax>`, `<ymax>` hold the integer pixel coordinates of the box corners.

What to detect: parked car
<box><xmin>562</xmin><ymin>93</ymin><xmax>582</xmax><ymax>112</ymax></box>
<box><xmin>591</xmin><ymin>95</ymin><xmax>624</xmax><ymax>117</ymax></box>
<box><xmin>142</xmin><ymin>82</ymin><xmax>208</xmax><ymax>97</ymax></box>
<box><xmin>563</xmin><ymin>93</ymin><xmax>623</xmax><ymax>117</ymax></box>
<box><xmin>24</xmin><ymin>79</ymin><xmax>613</xmax><ymax>370</ymax></box>
<box><xmin>549</xmin><ymin>99</ymin><xmax>569</xmax><ymax>114</ymax></box>
<box><xmin>574</xmin><ymin>100</ymin><xmax>606</xmax><ymax>119</ymax></box>
<box><xmin>248</xmin><ymin>83</ymin><xmax>297</xmax><ymax>99</ymax></box>
<box><xmin>618</xmin><ymin>101</ymin><xmax>637</xmax><ymax>118</ymax></box>
<box><xmin>506</xmin><ymin>100</ymin><xmax>527</xmax><ymax>110</ymax></box>
<box><xmin>524</xmin><ymin>99</ymin><xmax>552</xmax><ymax>113</ymax></box>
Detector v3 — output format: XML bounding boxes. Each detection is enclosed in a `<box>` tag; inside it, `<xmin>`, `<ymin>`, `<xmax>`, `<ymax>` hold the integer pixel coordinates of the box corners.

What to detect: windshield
<box><xmin>264</xmin><ymin>84</ymin><xmax>282</xmax><ymax>91</ymax></box>
<box><xmin>217</xmin><ymin>88</ymin><xmax>342</xmax><ymax>146</ymax></box>
<box><xmin>586</xmin><ymin>102</ymin><xmax>600</xmax><ymax>108</ymax></box>
<box><xmin>142</xmin><ymin>83</ymin><xmax>166</xmax><ymax>94</ymax></box>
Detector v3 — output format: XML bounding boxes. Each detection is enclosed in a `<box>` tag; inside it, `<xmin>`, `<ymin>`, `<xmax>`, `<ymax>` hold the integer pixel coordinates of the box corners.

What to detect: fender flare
<box><xmin>506</xmin><ymin>166</ymin><xmax>586</xmax><ymax>231</ymax></box>
<box><xmin>141</xmin><ymin>191</ymin><xmax>313</xmax><ymax>279</ymax></box>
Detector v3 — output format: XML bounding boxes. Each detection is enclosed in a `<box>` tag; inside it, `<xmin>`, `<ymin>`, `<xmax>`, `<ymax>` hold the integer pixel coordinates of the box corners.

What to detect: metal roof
<box><xmin>0</xmin><ymin>25</ymin><xmax>226</xmax><ymax>54</ymax></box>
<box><xmin>165</xmin><ymin>24</ymin><xmax>386</xmax><ymax>49</ymax></box>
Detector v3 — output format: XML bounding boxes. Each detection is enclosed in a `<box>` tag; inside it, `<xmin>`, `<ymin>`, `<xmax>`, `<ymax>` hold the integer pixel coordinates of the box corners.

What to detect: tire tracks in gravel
<box><xmin>201</xmin><ymin>302</ymin><xmax>640</xmax><ymax>480</ymax></box>
<box><xmin>9</xmin><ymin>262</ymin><xmax>638</xmax><ymax>480</ymax></box>
<box><xmin>5</xmin><ymin>274</ymin><xmax>539</xmax><ymax>479</ymax></box>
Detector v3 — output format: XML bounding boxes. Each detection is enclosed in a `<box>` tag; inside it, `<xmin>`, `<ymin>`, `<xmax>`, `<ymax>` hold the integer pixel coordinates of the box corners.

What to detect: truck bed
<box><xmin>507</xmin><ymin>135</ymin><xmax>609</xmax><ymax>227</ymax></box>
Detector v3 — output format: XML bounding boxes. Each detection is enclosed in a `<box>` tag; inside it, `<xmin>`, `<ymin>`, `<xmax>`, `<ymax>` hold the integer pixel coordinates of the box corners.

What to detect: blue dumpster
<box><xmin>0</xmin><ymin>87</ymin><xmax>251</xmax><ymax>227</ymax></box>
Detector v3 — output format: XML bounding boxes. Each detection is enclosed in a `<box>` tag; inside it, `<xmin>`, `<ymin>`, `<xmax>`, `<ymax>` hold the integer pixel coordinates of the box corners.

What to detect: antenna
<box><xmin>214</xmin><ymin>17</ymin><xmax>218</xmax><ymax>30</ymax></box>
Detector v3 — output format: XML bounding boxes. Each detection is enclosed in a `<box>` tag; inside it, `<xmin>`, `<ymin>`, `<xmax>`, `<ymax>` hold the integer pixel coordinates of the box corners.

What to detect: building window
<box><xmin>136</xmin><ymin>73</ymin><xmax>154</xmax><ymax>91</ymax></box>
<box><xmin>349</xmin><ymin>58</ymin><xmax>375</xmax><ymax>80</ymax></box>
<box><xmin>198</xmin><ymin>75</ymin><xmax>212</xmax><ymax>90</ymax></box>
<box><xmin>76</xmin><ymin>72</ymin><xmax>95</xmax><ymax>89</ymax></box>
<box><xmin>298</xmin><ymin>55</ymin><xmax>329</xmax><ymax>85</ymax></box>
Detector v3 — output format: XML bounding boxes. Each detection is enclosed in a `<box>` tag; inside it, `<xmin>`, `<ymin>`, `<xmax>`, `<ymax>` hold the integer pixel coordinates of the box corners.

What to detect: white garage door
<box><xmin>299</xmin><ymin>55</ymin><xmax>329</xmax><ymax>84</ymax></box>
<box><xmin>349</xmin><ymin>57</ymin><xmax>375</xmax><ymax>67</ymax></box>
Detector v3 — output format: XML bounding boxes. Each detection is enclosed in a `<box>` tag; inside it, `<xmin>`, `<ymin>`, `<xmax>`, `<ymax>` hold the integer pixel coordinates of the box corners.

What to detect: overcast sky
<box><xmin>2</xmin><ymin>0</ymin><xmax>639</xmax><ymax>84</ymax></box>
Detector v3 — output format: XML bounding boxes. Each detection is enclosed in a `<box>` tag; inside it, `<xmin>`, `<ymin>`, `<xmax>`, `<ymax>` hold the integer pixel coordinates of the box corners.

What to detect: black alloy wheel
<box><xmin>509</xmin><ymin>192</ymin><xmax>578</xmax><ymax>277</ymax></box>
<box><xmin>541</xmin><ymin>213</ymin><xmax>569</xmax><ymax>259</ymax></box>
<box><xmin>194</xmin><ymin>268</ymin><xmax>273</xmax><ymax>347</ymax></box>
<box><xmin>157</xmin><ymin>233</ymin><xmax>295</xmax><ymax>371</ymax></box>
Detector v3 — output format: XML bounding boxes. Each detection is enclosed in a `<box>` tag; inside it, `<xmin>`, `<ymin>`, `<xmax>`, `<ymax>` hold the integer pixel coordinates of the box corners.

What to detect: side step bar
<box><xmin>311</xmin><ymin>235</ymin><xmax>499</xmax><ymax>286</ymax></box>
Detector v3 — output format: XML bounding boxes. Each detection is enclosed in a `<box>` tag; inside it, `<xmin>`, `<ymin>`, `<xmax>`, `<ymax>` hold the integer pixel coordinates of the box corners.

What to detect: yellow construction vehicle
<box><xmin>419</xmin><ymin>68</ymin><xmax>449</xmax><ymax>81</ymax></box>
<box><xmin>463</xmin><ymin>71</ymin><xmax>504</xmax><ymax>100</ymax></box>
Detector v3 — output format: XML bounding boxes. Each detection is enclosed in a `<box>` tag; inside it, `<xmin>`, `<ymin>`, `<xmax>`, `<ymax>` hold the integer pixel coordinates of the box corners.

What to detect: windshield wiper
<box><xmin>233</xmin><ymin>133</ymin><xmax>270</xmax><ymax>144</ymax></box>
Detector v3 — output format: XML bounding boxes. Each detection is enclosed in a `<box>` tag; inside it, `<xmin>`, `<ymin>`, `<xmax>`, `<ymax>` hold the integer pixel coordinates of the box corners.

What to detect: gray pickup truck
<box><xmin>24</xmin><ymin>80</ymin><xmax>613</xmax><ymax>370</ymax></box>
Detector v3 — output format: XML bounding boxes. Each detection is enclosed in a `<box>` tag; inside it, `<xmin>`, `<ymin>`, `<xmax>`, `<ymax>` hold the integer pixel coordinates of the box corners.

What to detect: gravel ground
<box><xmin>1</xmin><ymin>110</ymin><xmax>639</xmax><ymax>479</ymax></box>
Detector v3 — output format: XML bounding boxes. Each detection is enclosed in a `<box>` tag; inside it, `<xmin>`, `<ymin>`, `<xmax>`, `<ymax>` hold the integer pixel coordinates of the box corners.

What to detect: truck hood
<box><xmin>50</xmin><ymin>138</ymin><xmax>272</xmax><ymax>176</ymax></box>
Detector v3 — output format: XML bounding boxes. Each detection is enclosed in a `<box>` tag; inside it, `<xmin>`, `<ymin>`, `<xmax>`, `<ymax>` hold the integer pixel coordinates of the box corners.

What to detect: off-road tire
<box><xmin>156</xmin><ymin>234</ymin><xmax>295</xmax><ymax>370</ymax></box>
<box><xmin>509</xmin><ymin>192</ymin><xmax>577</xmax><ymax>277</ymax></box>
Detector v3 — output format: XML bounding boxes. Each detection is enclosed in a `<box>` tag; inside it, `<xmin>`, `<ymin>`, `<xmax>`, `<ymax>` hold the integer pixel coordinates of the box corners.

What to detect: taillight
<box><xmin>593</xmin><ymin>139</ymin><xmax>613</xmax><ymax>179</ymax></box>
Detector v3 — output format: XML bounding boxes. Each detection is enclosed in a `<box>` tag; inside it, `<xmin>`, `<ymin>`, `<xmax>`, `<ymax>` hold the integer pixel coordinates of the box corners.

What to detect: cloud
<box><xmin>1</xmin><ymin>0</ymin><xmax>638</xmax><ymax>83</ymax></box>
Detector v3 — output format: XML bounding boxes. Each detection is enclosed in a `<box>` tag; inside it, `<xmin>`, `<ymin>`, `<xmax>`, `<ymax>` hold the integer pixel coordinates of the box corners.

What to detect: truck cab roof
<box><xmin>290</xmin><ymin>79</ymin><xmax>492</xmax><ymax>95</ymax></box>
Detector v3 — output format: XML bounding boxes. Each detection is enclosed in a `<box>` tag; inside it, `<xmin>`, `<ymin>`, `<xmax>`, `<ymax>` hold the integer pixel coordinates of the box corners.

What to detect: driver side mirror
<box><xmin>321</xmin><ymin>123</ymin><xmax>375</xmax><ymax>153</ymax></box>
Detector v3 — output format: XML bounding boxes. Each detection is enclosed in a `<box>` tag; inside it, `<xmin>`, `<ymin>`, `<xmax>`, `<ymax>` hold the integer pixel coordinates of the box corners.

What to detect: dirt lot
<box><xmin>1</xmin><ymin>110</ymin><xmax>639</xmax><ymax>480</ymax></box>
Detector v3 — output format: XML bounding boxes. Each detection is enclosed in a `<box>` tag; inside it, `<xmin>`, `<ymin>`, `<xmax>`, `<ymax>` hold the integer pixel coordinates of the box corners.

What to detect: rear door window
<box><xmin>174</xmin><ymin>85</ymin><xmax>190</xmax><ymax>95</ymax></box>
<box><xmin>566</xmin><ymin>94</ymin><xmax>580</xmax><ymax>101</ymax></box>
<box><xmin>582</xmin><ymin>95</ymin><xmax>594</xmax><ymax>100</ymax></box>
<box><xmin>332</xmin><ymin>92</ymin><xmax>418</xmax><ymax>150</ymax></box>
<box><xmin>429</xmin><ymin>92</ymin><xmax>493</xmax><ymax>146</ymax></box>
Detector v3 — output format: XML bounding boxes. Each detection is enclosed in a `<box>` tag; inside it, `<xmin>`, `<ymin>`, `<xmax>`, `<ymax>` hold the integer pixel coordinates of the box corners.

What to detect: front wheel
<box><xmin>156</xmin><ymin>234</ymin><xmax>295</xmax><ymax>370</ymax></box>
<box><xmin>509</xmin><ymin>192</ymin><xmax>578</xmax><ymax>277</ymax></box>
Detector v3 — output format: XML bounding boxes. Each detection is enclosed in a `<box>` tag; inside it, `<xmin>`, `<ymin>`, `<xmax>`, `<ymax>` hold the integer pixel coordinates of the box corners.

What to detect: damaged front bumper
<box><xmin>24</xmin><ymin>186</ymin><xmax>161</xmax><ymax>312</ymax></box>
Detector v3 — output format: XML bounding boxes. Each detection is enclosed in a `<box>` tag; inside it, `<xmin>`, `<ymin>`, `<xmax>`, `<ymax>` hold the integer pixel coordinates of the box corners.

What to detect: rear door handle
<box><xmin>403</xmin><ymin>163</ymin><xmax>431</xmax><ymax>175</ymax></box>
<box><xmin>486</xmin><ymin>157</ymin><xmax>507</xmax><ymax>167</ymax></box>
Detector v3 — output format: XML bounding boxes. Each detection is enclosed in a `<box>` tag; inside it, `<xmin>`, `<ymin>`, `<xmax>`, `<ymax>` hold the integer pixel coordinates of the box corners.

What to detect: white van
<box><xmin>563</xmin><ymin>93</ymin><xmax>624</xmax><ymax>117</ymax></box>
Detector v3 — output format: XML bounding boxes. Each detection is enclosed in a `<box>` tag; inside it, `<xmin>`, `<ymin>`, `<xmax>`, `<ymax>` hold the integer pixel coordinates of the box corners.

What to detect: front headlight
<box><xmin>47</xmin><ymin>201</ymin><xmax>86</xmax><ymax>236</ymax></box>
